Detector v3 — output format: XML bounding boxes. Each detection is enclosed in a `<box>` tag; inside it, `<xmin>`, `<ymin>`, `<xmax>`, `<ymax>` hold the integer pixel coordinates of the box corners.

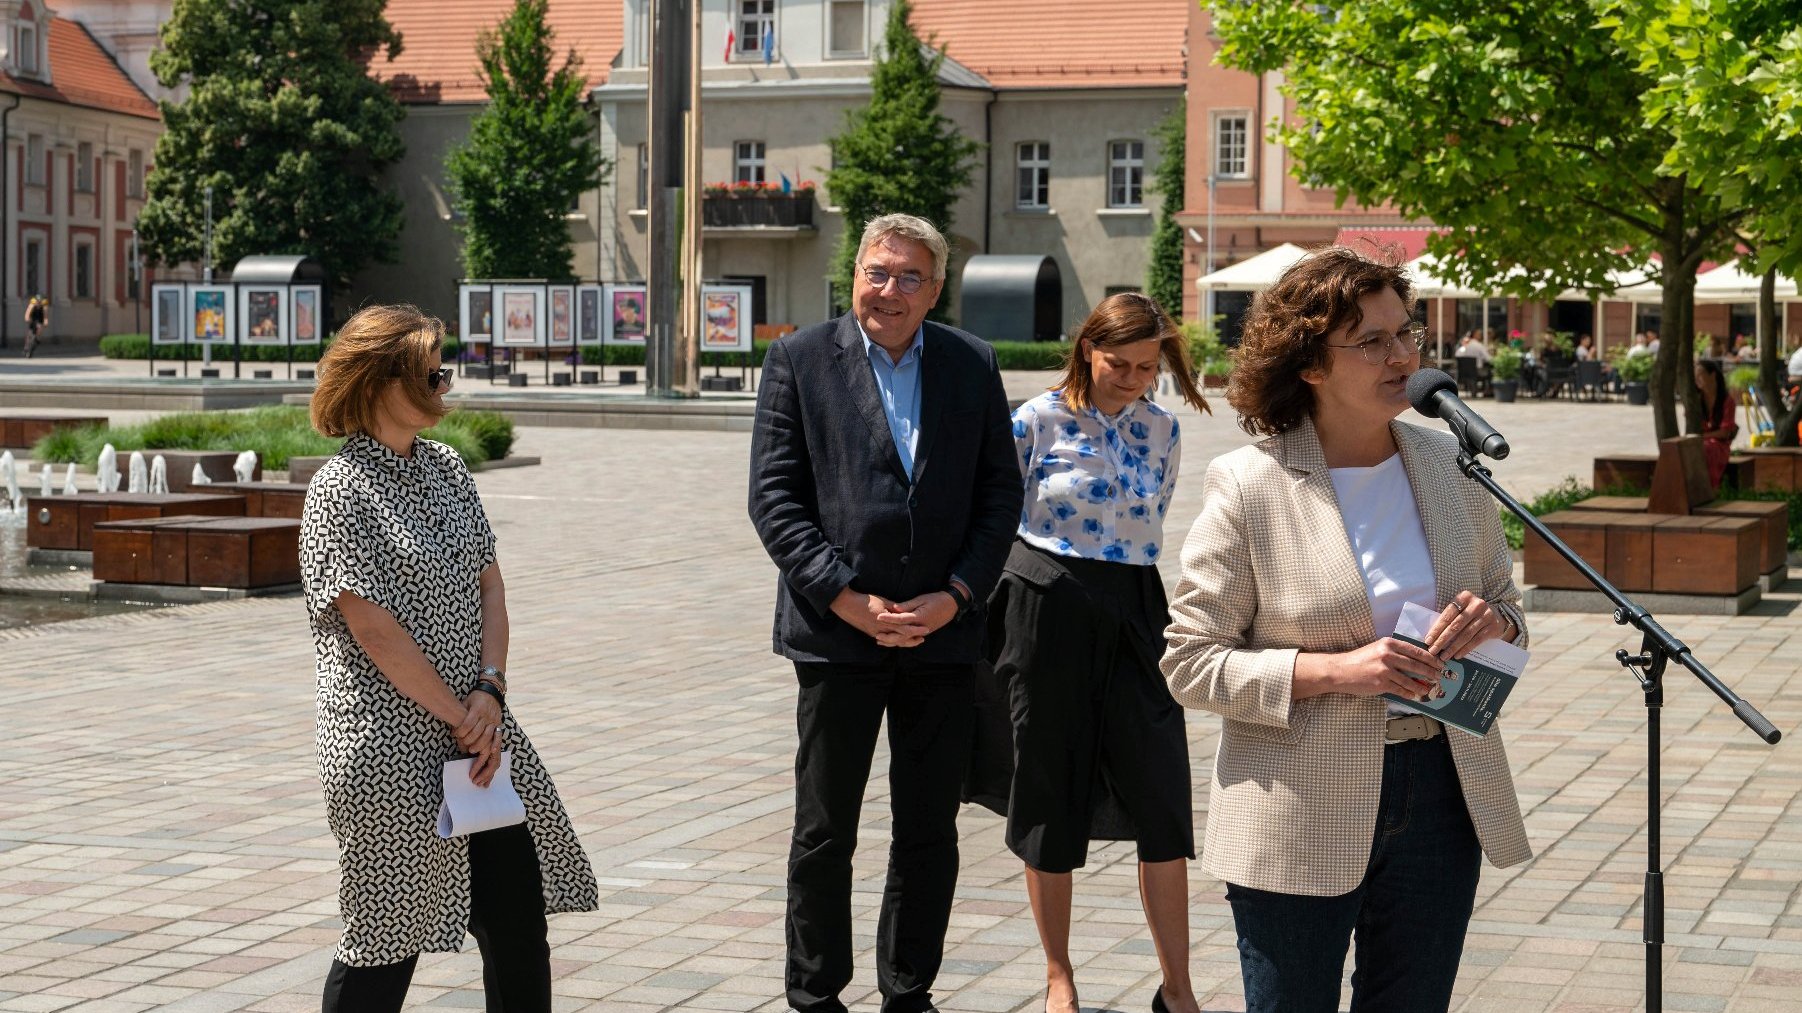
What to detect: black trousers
<box><xmin>321</xmin><ymin>823</ymin><xmax>551</xmax><ymax>1013</ymax></box>
<box><xmin>787</xmin><ymin>659</ymin><xmax>976</xmax><ymax>1013</ymax></box>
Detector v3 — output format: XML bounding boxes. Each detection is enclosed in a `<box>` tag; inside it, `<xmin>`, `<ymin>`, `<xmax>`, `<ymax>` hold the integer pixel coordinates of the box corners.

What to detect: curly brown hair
<box><xmin>1226</xmin><ymin>247</ymin><xmax>1415</xmax><ymax>436</ymax></box>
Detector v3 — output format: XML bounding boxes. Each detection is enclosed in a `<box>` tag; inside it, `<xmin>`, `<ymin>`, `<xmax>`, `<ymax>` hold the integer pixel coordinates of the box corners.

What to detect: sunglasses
<box><xmin>393</xmin><ymin>367</ymin><xmax>455</xmax><ymax>392</ymax></box>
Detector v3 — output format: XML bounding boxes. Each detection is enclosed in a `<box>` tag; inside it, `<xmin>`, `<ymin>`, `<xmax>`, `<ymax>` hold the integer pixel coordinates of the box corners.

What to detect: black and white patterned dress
<box><xmin>301</xmin><ymin>432</ymin><xmax>597</xmax><ymax>967</ymax></box>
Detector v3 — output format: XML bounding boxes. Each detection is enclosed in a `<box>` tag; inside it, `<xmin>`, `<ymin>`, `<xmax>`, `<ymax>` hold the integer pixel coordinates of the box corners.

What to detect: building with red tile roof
<box><xmin>909</xmin><ymin>0</ymin><xmax>1185</xmax><ymax>90</ymax></box>
<box><xmin>369</xmin><ymin>0</ymin><xmax>623</xmax><ymax>104</ymax></box>
<box><xmin>0</xmin><ymin>2</ymin><xmax>160</xmax><ymax>345</ymax></box>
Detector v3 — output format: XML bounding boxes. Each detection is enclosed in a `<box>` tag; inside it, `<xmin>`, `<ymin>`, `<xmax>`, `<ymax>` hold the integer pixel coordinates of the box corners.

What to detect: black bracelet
<box><xmin>945</xmin><ymin>582</ymin><xmax>972</xmax><ymax>616</ymax></box>
<box><xmin>470</xmin><ymin>681</ymin><xmax>506</xmax><ymax>708</ymax></box>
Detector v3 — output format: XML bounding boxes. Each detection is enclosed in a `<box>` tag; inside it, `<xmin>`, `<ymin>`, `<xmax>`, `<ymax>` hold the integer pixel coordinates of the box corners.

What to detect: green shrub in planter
<box><xmin>1490</xmin><ymin>346</ymin><xmax>1523</xmax><ymax>381</ymax></box>
<box><xmin>1203</xmin><ymin>358</ymin><xmax>1233</xmax><ymax>378</ymax></box>
<box><xmin>992</xmin><ymin>341</ymin><xmax>1070</xmax><ymax>371</ymax></box>
<box><xmin>1618</xmin><ymin>353</ymin><xmax>1654</xmax><ymax>383</ymax></box>
<box><xmin>1727</xmin><ymin>365</ymin><xmax>1759</xmax><ymax>396</ymax></box>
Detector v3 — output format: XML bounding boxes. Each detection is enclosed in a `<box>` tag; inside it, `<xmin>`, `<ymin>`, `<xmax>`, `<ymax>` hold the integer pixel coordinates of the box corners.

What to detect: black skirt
<box><xmin>966</xmin><ymin>540</ymin><xmax>1195</xmax><ymax>873</ymax></box>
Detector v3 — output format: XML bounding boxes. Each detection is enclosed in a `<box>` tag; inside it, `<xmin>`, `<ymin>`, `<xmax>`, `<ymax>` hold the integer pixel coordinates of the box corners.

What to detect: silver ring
<box><xmin>1453</xmin><ymin>601</ymin><xmax>1465</xmax><ymax>613</ymax></box>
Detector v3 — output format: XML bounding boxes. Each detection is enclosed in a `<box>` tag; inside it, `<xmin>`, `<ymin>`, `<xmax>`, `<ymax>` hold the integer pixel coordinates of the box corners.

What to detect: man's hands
<box><xmin>830</xmin><ymin>586</ymin><xmax>959</xmax><ymax>648</ymax></box>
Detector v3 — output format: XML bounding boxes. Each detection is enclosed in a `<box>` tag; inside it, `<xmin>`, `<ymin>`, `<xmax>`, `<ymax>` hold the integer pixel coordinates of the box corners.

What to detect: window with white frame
<box><xmin>128</xmin><ymin>149</ymin><xmax>144</xmax><ymax>198</ymax></box>
<box><xmin>25</xmin><ymin>135</ymin><xmax>44</xmax><ymax>186</ymax></box>
<box><xmin>24</xmin><ymin>237</ymin><xmax>43</xmax><ymax>298</ymax></box>
<box><xmin>635</xmin><ymin>144</ymin><xmax>648</xmax><ymax>209</ymax></box>
<box><xmin>76</xmin><ymin>142</ymin><xmax>94</xmax><ymax>193</ymax></box>
<box><xmin>734</xmin><ymin>140</ymin><xmax>765</xmax><ymax>185</ymax></box>
<box><xmin>74</xmin><ymin>241</ymin><xmax>93</xmax><ymax>300</ymax></box>
<box><xmin>736</xmin><ymin>0</ymin><xmax>775</xmax><ymax>57</ymax></box>
<box><xmin>827</xmin><ymin>0</ymin><xmax>866</xmax><ymax>57</ymax></box>
<box><xmin>1214</xmin><ymin>113</ymin><xmax>1250</xmax><ymax>179</ymax></box>
<box><xmin>1108</xmin><ymin>140</ymin><xmax>1145</xmax><ymax>208</ymax></box>
<box><xmin>18</xmin><ymin>23</ymin><xmax>37</xmax><ymax>75</ymax></box>
<box><xmin>1016</xmin><ymin>142</ymin><xmax>1050</xmax><ymax>210</ymax></box>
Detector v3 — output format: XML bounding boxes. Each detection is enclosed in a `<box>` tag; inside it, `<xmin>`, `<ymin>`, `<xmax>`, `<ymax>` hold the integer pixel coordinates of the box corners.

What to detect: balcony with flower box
<box><xmin>702</xmin><ymin>181</ymin><xmax>818</xmax><ymax>237</ymax></box>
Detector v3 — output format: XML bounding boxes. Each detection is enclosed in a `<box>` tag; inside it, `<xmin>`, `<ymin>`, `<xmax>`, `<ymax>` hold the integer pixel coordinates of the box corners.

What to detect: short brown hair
<box><xmin>1227</xmin><ymin>247</ymin><xmax>1414</xmax><ymax>436</ymax></box>
<box><xmin>310</xmin><ymin>304</ymin><xmax>449</xmax><ymax>438</ymax></box>
<box><xmin>1054</xmin><ymin>292</ymin><xmax>1210</xmax><ymax>414</ymax></box>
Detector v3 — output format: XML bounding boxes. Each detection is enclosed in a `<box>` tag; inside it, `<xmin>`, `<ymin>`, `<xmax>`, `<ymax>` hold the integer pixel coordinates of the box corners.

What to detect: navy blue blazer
<box><xmin>748</xmin><ymin>314</ymin><xmax>1023</xmax><ymax>665</ymax></box>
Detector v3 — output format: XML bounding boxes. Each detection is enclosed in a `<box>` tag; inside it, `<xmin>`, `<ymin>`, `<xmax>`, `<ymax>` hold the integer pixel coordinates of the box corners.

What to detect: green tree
<box><xmin>445</xmin><ymin>0</ymin><xmax>606</xmax><ymax>280</ymax></box>
<box><xmin>1209</xmin><ymin>0</ymin><xmax>1751</xmax><ymax>440</ymax></box>
<box><xmin>826</xmin><ymin>0</ymin><xmax>980</xmax><ymax>323</ymax></box>
<box><xmin>138</xmin><ymin>0</ymin><xmax>406</xmax><ymax>289</ymax></box>
<box><xmin>1145</xmin><ymin>99</ymin><xmax>1186</xmax><ymax>320</ymax></box>
<box><xmin>1601</xmin><ymin>0</ymin><xmax>1802</xmax><ymax>444</ymax></box>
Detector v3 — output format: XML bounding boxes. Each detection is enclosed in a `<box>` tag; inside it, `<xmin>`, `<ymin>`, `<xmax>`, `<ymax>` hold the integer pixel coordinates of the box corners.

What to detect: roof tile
<box><xmin>909</xmin><ymin>0</ymin><xmax>1187</xmax><ymax>89</ymax></box>
<box><xmin>373</xmin><ymin>0</ymin><xmax>622</xmax><ymax>104</ymax></box>
<box><xmin>0</xmin><ymin>20</ymin><xmax>158</xmax><ymax>120</ymax></box>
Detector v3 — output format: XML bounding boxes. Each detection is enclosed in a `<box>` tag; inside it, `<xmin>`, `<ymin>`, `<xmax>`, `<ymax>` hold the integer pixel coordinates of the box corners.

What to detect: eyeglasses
<box><xmin>859</xmin><ymin>265</ymin><xmax>927</xmax><ymax>295</ymax></box>
<box><xmin>1327</xmin><ymin>322</ymin><xmax>1428</xmax><ymax>365</ymax></box>
<box><xmin>394</xmin><ymin>367</ymin><xmax>455</xmax><ymax>392</ymax></box>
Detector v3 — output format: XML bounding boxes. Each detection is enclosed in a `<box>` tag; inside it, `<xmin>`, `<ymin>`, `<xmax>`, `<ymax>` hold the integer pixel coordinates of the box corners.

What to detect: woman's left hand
<box><xmin>1424</xmin><ymin>591</ymin><xmax>1512</xmax><ymax>660</ymax></box>
<box><xmin>454</xmin><ymin>691</ymin><xmax>504</xmax><ymax>759</ymax></box>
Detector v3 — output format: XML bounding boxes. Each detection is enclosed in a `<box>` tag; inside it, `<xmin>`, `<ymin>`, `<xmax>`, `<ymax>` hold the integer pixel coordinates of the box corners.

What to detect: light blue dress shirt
<box><xmin>860</xmin><ymin>324</ymin><xmax>925</xmax><ymax>476</ymax></box>
<box><xmin>1013</xmin><ymin>389</ymin><xmax>1181</xmax><ymax>564</ymax></box>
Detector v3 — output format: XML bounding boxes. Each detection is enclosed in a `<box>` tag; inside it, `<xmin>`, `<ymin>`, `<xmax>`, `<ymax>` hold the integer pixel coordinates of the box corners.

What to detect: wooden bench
<box><xmin>209</xmin><ymin>481</ymin><xmax>307</xmax><ymax>519</ymax></box>
<box><xmin>1593</xmin><ymin>454</ymin><xmax>1658</xmax><ymax>491</ymax></box>
<box><xmin>1739</xmin><ymin>446</ymin><xmax>1802</xmax><ymax>493</ymax></box>
<box><xmin>0</xmin><ymin>414</ymin><xmax>107</xmax><ymax>448</ymax></box>
<box><xmin>26</xmin><ymin>492</ymin><xmax>247</xmax><ymax>552</ymax></box>
<box><xmin>287</xmin><ymin>455</ymin><xmax>330</xmax><ymax>486</ymax></box>
<box><xmin>146</xmin><ymin>450</ymin><xmax>263</xmax><ymax>493</ymax></box>
<box><xmin>93</xmin><ymin>516</ymin><xmax>300</xmax><ymax>589</ymax></box>
<box><xmin>1567</xmin><ymin>495</ymin><xmax>1789</xmax><ymax>577</ymax></box>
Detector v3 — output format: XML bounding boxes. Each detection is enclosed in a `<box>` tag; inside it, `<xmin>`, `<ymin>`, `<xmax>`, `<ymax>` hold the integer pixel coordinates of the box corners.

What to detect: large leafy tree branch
<box><xmin>139</xmin><ymin>0</ymin><xmax>407</xmax><ymax>291</ymax></box>
<box><xmin>445</xmin><ymin>0</ymin><xmax>606</xmax><ymax>280</ymax></box>
<box><xmin>1211</xmin><ymin>0</ymin><xmax>1750</xmax><ymax>439</ymax></box>
<box><xmin>825</xmin><ymin>0</ymin><xmax>980</xmax><ymax>324</ymax></box>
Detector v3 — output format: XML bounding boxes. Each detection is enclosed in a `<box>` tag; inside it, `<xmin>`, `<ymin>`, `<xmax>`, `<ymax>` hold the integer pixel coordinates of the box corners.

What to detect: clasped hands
<box><xmin>831</xmin><ymin>586</ymin><xmax>957</xmax><ymax>648</ymax></box>
<box><xmin>451</xmin><ymin>691</ymin><xmax>504</xmax><ymax>787</ymax></box>
<box><xmin>1335</xmin><ymin>590</ymin><xmax>1513</xmax><ymax>702</ymax></box>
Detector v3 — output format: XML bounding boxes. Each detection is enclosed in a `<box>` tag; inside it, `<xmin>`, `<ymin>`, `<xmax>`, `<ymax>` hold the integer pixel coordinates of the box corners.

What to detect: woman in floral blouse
<box><xmin>981</xmin><ymin>292</ymin><xmax>1210</xmax><ymax>1013</ymax></box>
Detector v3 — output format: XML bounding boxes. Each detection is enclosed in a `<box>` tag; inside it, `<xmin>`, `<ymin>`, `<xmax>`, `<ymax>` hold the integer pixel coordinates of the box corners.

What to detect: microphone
<box><xmin>1406</xmin><ymin>368</ymin><xmax>1511</xmax><ymax>460</ymax></box>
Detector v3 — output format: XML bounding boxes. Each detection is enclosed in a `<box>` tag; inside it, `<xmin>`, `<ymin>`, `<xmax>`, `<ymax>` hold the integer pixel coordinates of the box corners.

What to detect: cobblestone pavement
<box><xmin>2</xmin><ymin>399</ymin><xmax>1798</xmax><ymax>1012</ymax></box>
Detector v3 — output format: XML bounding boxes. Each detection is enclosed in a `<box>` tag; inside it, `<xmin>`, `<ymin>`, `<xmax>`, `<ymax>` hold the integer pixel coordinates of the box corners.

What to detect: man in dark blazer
<box><xmin>749</xmin><ymin>213</ymin><xmax>1022</xmax><ymax>1013</ymax></box>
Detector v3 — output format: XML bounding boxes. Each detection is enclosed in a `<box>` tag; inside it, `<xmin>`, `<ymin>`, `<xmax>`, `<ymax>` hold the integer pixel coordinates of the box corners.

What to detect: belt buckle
<box><xmin>1385</xmin><ymin>714</ymin><xmax>1440</xmax><ymax>744</ymax></box>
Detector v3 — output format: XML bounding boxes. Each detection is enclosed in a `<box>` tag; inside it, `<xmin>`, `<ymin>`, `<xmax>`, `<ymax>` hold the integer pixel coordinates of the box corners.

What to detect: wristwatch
<box><xmin>478</xmin><ymin>665</ymin><xmax>507</xmax><ymax>694</ymax></box>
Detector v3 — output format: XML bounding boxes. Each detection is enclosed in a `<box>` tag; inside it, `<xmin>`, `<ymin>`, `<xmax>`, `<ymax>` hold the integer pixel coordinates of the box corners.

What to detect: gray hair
<box><xmin>853</xmin><ymin>213</ymin><xmax>950</xmax><ymax>282</ymax></box>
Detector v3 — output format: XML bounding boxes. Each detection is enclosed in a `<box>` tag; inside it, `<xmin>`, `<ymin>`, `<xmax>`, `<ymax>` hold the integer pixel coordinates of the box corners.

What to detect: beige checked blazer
<box><xmin>1161</xmin><ymin>417</ymin><xmax>1532</xmax><ymax>896</ymax></box>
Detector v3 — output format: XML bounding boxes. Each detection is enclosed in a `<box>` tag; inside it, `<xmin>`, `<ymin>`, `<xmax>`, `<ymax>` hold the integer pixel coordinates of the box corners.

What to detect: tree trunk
<box><xmin>1677</xmin><ymin>288</ymin><xmax>1702</xmax><ymax>434</ymax></box>
<box><xmin>1651</xmin><ymin>243</ymin><xmax>1691</xmax><ymax>439</ymax></box>
<box><xmin>1757</xmin><ymin>265</ymin><xmax>1786</xmax><ymax>425</ymax></box>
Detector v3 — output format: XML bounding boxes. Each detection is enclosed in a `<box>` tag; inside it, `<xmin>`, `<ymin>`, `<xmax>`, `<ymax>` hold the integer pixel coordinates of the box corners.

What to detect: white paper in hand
<box><xmin>436</xmin><ymin>750</ymin><xmax>526</xmax><ymax>838</ymax></box>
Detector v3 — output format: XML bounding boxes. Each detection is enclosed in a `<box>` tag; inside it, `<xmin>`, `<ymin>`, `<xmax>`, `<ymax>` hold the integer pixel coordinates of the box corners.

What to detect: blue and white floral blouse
<box><xmin>1013</xmin><ymin>389</ymin><xmax>1181</xmax><ymax>565</ymax></box>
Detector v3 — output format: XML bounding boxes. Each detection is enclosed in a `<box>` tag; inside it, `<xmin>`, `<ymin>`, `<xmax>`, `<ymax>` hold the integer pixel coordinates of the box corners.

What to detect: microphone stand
<box><xmin>1449</xmin><ymin>445</ymin><xmax>1781</xmax><ymax>1013</ymax></box>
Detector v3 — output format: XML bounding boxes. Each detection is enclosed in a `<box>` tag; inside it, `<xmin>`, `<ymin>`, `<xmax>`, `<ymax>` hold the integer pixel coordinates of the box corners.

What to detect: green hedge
<box><xmin>29</xmin><ymin>404</ymin><xmax>513</xmax><ymax>470</ymax></box>
<box><xmin>102</xmin><ymin>334</ymin><xmax>465</xmax><ymax>363</ymax></box>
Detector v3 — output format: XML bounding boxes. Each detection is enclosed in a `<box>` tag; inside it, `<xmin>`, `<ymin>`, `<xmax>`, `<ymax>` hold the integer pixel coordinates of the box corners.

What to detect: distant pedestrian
<box><xmin>23</xmin><ymin>295</ymin><xmax>48</xmax><ymax>357</ymax></box>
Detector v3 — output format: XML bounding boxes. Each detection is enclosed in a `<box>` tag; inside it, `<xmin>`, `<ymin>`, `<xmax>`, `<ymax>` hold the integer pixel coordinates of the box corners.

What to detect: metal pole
<box><xmin>202</xmin><ymin>186</ymin><xmax>214</xmax><ymax>371</ymax></box>
<box><xmin>646</xmin><ymin>0</ymin><xmax>696</xmax><ymax>397</ymax></box>
<box><xmin>679</xmin><ymin>0</ymin><xmax>702</xmax><ymax>395</ymax></box>
<box><xmin>1205</xmin><ymin>173</ymin><xmax>1217</xmax><ymax>330</ymax></box>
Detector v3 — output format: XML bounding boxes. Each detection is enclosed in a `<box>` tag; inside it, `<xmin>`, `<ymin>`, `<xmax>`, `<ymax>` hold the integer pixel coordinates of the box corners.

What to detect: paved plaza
<box><xmin>1</xmin><ymin>393</ymin><xmax>1799</xmax><ymax>1012</ymax></box>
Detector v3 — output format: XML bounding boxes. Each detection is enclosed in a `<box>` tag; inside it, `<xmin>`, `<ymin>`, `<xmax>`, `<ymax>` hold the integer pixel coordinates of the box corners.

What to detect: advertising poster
<box><xmin>152</xmin><ymin>284</ymin><xmax>185</xmax><ymax>345</ymax></box>
<box><xmin>604</xmin><ymin>285</ymin><xmax>648</xmax><ymax>345</ymax></box>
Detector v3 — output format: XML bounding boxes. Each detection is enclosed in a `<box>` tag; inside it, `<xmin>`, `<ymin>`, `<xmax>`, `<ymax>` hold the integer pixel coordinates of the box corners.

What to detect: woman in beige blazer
<box><xmin>1161</xmin><ymin>248</ymin><xmax>1531</xmax><ymax>1012</ymax></box>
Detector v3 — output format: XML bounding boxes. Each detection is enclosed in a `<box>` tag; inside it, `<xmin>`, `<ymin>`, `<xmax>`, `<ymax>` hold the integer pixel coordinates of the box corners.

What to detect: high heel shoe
<box><xmin>1152</xmin><ymin>987</ymin><xmax>1171</xmax><ymax>1013</ymax></box>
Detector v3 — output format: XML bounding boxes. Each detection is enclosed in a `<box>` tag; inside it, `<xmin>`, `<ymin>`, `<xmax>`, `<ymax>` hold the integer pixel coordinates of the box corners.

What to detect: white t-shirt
<box><xmin>1329</xmin><ymin>453</ymin><xmax>1438</xmax><ymax>718</ymax></box>
<box><xmin>1788</xmin><ymin>347</ymin><xmax>1802</xmax><ymax>378</ymax></box>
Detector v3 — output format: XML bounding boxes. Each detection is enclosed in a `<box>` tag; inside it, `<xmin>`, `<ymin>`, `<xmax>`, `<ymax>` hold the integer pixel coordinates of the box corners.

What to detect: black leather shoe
<box><xmin>1152</xmin><ymin>988</ymin><xmax>1172</xmax><ymax>1013</ymax></box>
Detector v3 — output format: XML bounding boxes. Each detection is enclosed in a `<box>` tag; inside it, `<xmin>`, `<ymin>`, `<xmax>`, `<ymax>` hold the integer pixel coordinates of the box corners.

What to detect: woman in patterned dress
<box><xmin>301</xmin><ymin>305</ymin><xmax>596</xmax><ymax>1013</ymax></box>
<box><xmin>983</xmin><ymin>293</ymin><xmax>1210</xmax><ymax>1013</ymax></box>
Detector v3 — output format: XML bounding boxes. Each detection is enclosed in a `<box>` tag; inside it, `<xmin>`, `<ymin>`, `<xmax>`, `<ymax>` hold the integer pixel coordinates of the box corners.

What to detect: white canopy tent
<box><xmin>1615</xmin><ymin>260</ymin><xmax>1799</xmax><ymax>346</ymax></box>
<box><xmin>1196</xmin><ymin>244</ymin><xmax>1312</xmax><ymax>340</ymax></box>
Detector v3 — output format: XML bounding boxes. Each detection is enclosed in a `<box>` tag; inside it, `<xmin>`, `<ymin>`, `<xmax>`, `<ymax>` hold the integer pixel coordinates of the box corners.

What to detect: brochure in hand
<box><xmin>1383</xmin><ymin>601</ymin><xmax>1529</xmax><ymax>736</ymax></box>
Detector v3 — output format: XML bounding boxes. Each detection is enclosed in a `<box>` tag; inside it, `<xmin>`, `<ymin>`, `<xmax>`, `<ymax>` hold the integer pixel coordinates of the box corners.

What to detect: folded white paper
<box><xmin>436</xmin><ymin>750</ymin><xmax>526</xmax><ymax>838</ymax></box>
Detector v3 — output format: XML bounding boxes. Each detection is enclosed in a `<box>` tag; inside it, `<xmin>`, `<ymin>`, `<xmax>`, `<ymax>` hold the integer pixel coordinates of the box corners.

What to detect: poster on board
<box><xmin>240</xmin><ymin>287</ymin><xmax>287</xmax><ymax>344</ymax></box>
<box><xmin>189</xmin><ymin>285</ymin><xmax>233</xmax><ymax>343</ymax></box>
<box><xmin>152</xmin><ymin>284</ymin><xmax>185</xmax><ymax>345</ymax></box>
<box><xmin>548</xmin><ymin>285</ymin><xmax>575</xmax><ymax>346</ymax></box>
<box><xmin>701</xmin><ymin>285</ymin><xmax>754</xmax><ymax>352</ymax></box>
<box><xmin>459</xmin><ymin>284</ymin><xmax>493</xmax><ymax>344</ymax></box>
<box><xmin>603</xmin><ymin>284</ymin><xmax>648</xmax><ymax>345</ymax></box>
<box><xmin>494</xmin><ymin>286</ymin><xmax>544</xmax><ymax>347</ymax></box>
<box><xmin>291</xmin><ymin>286</ymin><xmax>323</xmax><ymax>344</ymax></box>
<box><xmin>576</xmin><ymin>285</ymin><xmax>603</xmax><ymax>345</ymax></box>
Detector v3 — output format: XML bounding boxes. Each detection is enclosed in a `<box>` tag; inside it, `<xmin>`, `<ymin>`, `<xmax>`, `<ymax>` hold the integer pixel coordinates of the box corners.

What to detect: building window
<box><xmin>1108</xmin><ymin>139</ymin><xmax>1145</xmax><ymax>208</ymax></box>
<box><xmin>25</xmin><ymin>134</ymin><xmax>44</xmax><ymax>186</ymax></box>
<box><xmin>74</xmin><ymin>242</ymin><xmax>93</xmax><ymax>300</ymax></box>
<box><xmin>734</xmin><ymin>140</ymin><xmax>765</xmax><ymax>185</ymax></box>
<box><xmin>736</xmin><ymin>0</ymin><xmax>775</xmax><ymax>57</ymax></box>
<box><xmin>1016</xmin><ymin>142</ymin><xmax>1050</xmax><ymax>210</ymax></box>
<box><xmin>1214</xmin><ymin>113</ymin><xmax>1250</xmax><ymax>179</ymax></box>
<box><xmin>827</xmin><ymin>0</ymin><xmax>865</xmax><ymax>57</ymax></box>
<box><xmin>128</xmin><ymin>149</ymin><xmax>144</xmax><ymax>198</ymax></box>
<box><xmin>76</xmin><ymin>142</ymin><xmax>94</xmax><ymax>193</ymax></box>
<box><xmin>24</xmin><ymin>237</ymin><xmax>43</xmax><ymax>298</ymax></box>
<box><xmin>18</xmin><ymin>24</ymin><xmax>37</xmax><ymax>75</ymax></box>
<box><xmin>635</xmin><ymin>144</ymin><xmax>648</xmax><ymax>209</ymax></box>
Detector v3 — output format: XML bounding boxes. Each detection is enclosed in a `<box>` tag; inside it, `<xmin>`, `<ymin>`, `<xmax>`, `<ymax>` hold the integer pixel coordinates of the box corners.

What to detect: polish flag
<box><xmin>724</xmin><ymin>29</ymin><xmax>735</xmax><ymax>62</ymax></box>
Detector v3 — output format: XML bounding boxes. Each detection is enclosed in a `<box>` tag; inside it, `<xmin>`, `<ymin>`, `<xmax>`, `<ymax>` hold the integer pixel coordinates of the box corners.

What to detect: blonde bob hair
<box><xmin>310</xmin><ymin>304</ymin><xmax>450</xmax><ymax>438</ymax></box>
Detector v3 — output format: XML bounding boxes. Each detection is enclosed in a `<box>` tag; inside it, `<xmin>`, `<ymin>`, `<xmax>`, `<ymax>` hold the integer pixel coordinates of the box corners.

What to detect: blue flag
<box><xmin>780</xmin><ymin>172</ymin><xmax>793</xmax><ymax>194</ymax></box>
<box><xmin>762</xmin><ymin>24</ymin><xmax>775</xmax><ymax>65</ymax></box>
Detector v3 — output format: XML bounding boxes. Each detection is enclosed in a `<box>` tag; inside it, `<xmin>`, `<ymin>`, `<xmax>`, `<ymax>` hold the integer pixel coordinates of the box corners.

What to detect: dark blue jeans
<box><xmin>1225</xmin><ymin>735</ymin><xmax>1483</xmax><ymax>1013</ymax></box>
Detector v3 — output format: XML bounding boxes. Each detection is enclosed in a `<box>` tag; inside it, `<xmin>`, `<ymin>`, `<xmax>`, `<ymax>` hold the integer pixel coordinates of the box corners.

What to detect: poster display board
<box><xmin>576</xmin><ymin>285</ymin><xmax>603</xmax><ymax>345</ymax></box>
<box><xmin>189</xmin><ymin>285</ymin><xmax>233</xmax><ymax>343</ymax></box>
<box><xmin>459</xmin><ymin>284</ymin><xmax>493</xmax><ymax>344</ymax></box>
<box><xmin>239</xmin><ymin>286</ymin><xmax>287</xmax><ymax>344</ymax></box>
<box><xmin>152</xmin><ymin>284</ymin><xmax>185</xmax><ymax>345</ymax></box>
<box><xmin>700</xmin><ymin>285</ymin><xmax>754</xmax><ymax>352</ymax></box>
<box><xmin>603</xmin><ymin>284</ymin><xmax>648</xmax><ymax>345</ymax></box>
<box><xmin>291</xmin><ymin>286</ymin><xmax>323</xmax><ymax>344</ymax></box>
<box><xmin>547</xmin><ymin>285</ymin><xmax>575</xmax><ymax>347</ymax></box>
<box><xmin>494</xmin><ymin>286</ymin><xmax>545</xmax><ymax>347</ymax></box>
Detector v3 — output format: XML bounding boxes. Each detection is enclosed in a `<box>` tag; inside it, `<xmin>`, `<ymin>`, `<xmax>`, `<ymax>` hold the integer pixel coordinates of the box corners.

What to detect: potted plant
<box><xmin>1201</xmin><ymin>357</ymin><xmax>1233</xmax><ymax>389</ymax></box>
<box><xmin>1490</xmin><ymin>346</ymin><xmax>1523</xmax><ymax>402</ymax></box>
<box><xmin>1619</xmin><ymin>351</ymin><xmax>1653</xmax><ymax>404</ymax></box>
